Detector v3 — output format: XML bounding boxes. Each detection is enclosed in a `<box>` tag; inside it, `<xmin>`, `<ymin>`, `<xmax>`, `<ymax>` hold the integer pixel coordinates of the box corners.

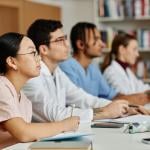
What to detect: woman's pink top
<box><xmin>0</xmin><ymin>76</ymin><xmax>32</xmax><ymax>148</ymax></box>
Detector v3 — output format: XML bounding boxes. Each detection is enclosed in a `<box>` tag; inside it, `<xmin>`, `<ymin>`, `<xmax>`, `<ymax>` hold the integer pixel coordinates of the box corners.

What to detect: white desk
<box><xmin>92</xmin><ymin>127</ymin><xmax>150</xmax><ymax>150</ymax></box>
<box><xmin>3</xmin><ymin>126</ymin><xmax>150</xmax><ymax>150</ymax></box>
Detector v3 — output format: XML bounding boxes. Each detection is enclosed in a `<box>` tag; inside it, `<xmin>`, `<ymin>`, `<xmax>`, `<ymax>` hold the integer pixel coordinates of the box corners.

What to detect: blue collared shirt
<box><xmin>60</xmin><ymin>58</ymin><xmax>118</xmax><ymax>100</ymax></box>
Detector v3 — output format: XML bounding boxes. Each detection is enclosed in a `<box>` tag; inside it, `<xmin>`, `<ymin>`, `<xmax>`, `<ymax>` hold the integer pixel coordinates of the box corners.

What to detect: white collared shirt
<box><xmin>103</xmin><ymin>60</ymin><xmax>150</xmax><ymax>94</ymax></box>
<box><xmin>23</xmin><ymin>61</ymin><xmax>111</xmax><ymax>122</ymax></box>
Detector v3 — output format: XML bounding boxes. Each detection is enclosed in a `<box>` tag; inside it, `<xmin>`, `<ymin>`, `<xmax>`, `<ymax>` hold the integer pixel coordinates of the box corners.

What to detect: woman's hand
<box><xmin>61</xmin><ymin>116</ymin><xmax>80</xmax><ymax>132</ymax></box>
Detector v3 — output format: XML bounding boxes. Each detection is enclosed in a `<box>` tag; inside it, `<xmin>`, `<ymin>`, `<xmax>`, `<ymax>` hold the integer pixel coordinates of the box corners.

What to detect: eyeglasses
<box><xmin>17</xmin><ymin>51</ymin><xmax>38</xmax><ymax>57</ymax></box>
<box><xmin>51</xmin><ymin>35</ymin><xmax>67</xmax><ymax>43</ymax></box>
<box><xmin>17</xmin><ymin>51</ymin><xmax>40</xmax><ymax>62</ymax></box>
<box><xmin>44</xmin><ymin>35</ymin><xmax>67</xmax><ymax>45</ymax></box>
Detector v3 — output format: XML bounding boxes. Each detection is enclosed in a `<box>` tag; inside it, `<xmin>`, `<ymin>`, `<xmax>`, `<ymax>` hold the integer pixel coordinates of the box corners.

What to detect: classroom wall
<box><xmin>31</xmin><ymin>0</ymin><xmax>94</xmax><ymax>35</ymax></box>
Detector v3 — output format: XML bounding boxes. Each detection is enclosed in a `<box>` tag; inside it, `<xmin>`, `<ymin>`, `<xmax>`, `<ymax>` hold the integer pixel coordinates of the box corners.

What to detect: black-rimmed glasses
<box><xmin>17</xmin><ymin>51</ymin><xmax>40</xmax><ymax>62</ymax></box>
<box><xmin>44</xmin><ymin>35</ymin><xmax>67</xmax><ymax>45</ymax></box>
<box><xmin>51</xmin><ymin>35</ymin><xmax>67</xmax><ymax>43</ymax></box>
<box><xmin>17</xmin><ymin>51</ymin><xmax>38</xmax><ymax>57</ymax></box>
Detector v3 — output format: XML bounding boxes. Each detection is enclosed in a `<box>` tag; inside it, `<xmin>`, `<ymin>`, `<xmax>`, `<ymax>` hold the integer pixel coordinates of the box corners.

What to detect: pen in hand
<box><xmin>70</xmin><ymin>104</ymin><xmax>75</xmax><ymax>117</ymax></box>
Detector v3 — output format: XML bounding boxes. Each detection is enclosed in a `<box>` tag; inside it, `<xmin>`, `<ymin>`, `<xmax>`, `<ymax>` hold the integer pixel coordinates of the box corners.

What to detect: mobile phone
<box><xmin>91</xmin><ymin>122</ymin><xmax>124</xmax><ymax>128</ymax></box>
<box><xmin>142</xmin><ymin>138</ymin><xmax>150</xmax><ymax>144</ymax></box>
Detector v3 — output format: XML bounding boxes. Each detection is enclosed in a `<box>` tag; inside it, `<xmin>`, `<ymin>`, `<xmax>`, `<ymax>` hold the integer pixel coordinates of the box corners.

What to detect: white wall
<box><xmin>31</xmin><ymin>0</ymin><xmax>94</xmax><ymax>35</ymax></box>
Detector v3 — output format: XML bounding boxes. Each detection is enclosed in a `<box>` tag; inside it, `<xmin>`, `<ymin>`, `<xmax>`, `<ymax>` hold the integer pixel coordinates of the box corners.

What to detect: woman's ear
<box><xmin>118</xmin><ymin>45</ymin><xmax>126</xmax><ymax>56</ymax></box>
<box><xmin>6</xmin><ymin>56</ymin><xmax>18</xmax><ymax>71</ymax></box>
<box><xmin>76</xmin><ymin>40</ymin><xmax>85</xmax><ymax>50</ymax></box>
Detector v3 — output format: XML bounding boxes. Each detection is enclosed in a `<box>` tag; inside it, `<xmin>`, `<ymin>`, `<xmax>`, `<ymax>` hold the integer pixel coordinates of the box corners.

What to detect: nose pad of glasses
<box><xmin>35</xmin><ymin>55</ymin><xmax>41</xmax><ymax>63</ymax></box>
<box><xmin>37</xmin><ymin>55</ymin><xmax>41</xmax><ymax>61</ymax></box>
<box><xmin>38</xmin><ymin>55</ymin><xmax>41</xmax><ymax>61</ymax></box>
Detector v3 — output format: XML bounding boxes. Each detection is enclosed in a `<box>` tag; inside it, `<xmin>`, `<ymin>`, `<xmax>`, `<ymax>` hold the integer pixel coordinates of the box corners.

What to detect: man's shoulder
<box><xmin>90</xmin><ymin>63</ymin><xmax>99</xmax><ymax>69</ymax></box>
<box><xmin>60</xmin><ymin>58</ymin><xmax>77</xmax><ymax>68</ymax></box>
<box><xmin>89</xmin><ymin>63</ymin><xmax>103</xmax><ymax>75</ymax></box>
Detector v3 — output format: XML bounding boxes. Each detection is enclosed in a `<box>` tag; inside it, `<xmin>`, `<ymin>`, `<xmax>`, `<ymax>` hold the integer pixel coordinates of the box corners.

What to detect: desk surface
<box><xmin>92</xmin><ymin>127</ymin><xmax>150</xmax><ymax>150</ymax></box>
<box><xmin>3</xmin><ymin>126</ymin><xmax>150</xmax><ymax>150</ymax></box>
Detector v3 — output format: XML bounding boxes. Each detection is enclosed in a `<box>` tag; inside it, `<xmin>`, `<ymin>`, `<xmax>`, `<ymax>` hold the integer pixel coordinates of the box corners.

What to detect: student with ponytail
<box><xmin>103</xmin><ymin>33</ymin><xmax>150</xmax><ymax>97</ymax></box>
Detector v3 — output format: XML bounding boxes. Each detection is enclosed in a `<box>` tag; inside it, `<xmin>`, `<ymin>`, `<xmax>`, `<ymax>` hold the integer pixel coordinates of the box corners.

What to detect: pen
<box><xmin>70</xmin><ymin>104</ymin><xmax>75</xmax><ymax>117</ymax></box>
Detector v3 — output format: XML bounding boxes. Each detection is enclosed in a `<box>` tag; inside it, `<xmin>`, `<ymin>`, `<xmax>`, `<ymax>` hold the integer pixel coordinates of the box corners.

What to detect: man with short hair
<box><xmin>23</xmin><ymin>19</ymin><xmax>130</xmax><ymax>123</ymax></box>
<box><xmin>60</xmin><ymin>22</ymin><xmax>149</xmax><ymax>106</ymax></box>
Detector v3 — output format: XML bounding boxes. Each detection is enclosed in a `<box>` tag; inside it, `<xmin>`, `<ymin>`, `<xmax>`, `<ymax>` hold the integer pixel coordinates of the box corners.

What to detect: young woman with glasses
<box><xmin>0</xmin><ymin>32</ymin><xmax>79</xmax><ymax>148</ymax></box>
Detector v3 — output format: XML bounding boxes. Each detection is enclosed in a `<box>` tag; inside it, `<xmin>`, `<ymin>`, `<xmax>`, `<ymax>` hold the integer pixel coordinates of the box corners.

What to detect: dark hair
<box><xmin>70</xmin><ymin>22</ymin><xmax>96</xmax><ymax>54</ymax></box>
<box><xmin>27</xmin><ymin>19</ymin><xmax>63</xmax><ymax>52</ymax></box>
<box><xmin>0</xmin><ymin>32</ymin><xmax>24</xmax><ymax>74</ymax></box>
<box><xmin>101</xmin><ymin>33</ymin><xmax>136</xmax><ymax>72</ymax></box>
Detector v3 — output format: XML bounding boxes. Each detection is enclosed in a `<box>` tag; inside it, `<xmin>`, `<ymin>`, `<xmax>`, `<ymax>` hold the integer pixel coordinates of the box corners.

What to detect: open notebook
<box><xmin>94</xmin><ymin>114</ymin><xmax>150</xmax><ymax>124</ymax></box>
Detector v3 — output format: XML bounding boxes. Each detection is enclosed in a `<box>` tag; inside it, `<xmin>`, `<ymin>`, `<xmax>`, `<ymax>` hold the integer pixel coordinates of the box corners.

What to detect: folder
<box><xmin>39</xmin><ymin>131</ymin><xmax>93</xmax><ymax>141</ymax></box>
<box><xmin>29</xmin><ymin>138</ymin><xmax>92</xmax><ymax>150</ymax></box>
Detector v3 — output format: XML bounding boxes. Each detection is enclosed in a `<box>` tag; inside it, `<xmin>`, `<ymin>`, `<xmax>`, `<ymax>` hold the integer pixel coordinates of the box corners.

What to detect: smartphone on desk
<box><xmin>142</xmin><ymin>138</ymin><xmax>150</xmax><ymax>144</ymax></box>
<box><xmin>91</xmin><ymin>122</ymin><xmax>124</xmax><ymax>128</ymax></box>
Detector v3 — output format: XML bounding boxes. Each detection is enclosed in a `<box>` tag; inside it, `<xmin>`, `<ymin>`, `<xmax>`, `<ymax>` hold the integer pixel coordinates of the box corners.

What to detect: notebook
<box><xmin>29</xmin><ymin>138</ymin><xmax>92</xmax><ymax>150</ymax></box>
<box><xmin>39</xmin><ymin>131</ymin><xmax>93</xmax><ymax>141</ymax></box>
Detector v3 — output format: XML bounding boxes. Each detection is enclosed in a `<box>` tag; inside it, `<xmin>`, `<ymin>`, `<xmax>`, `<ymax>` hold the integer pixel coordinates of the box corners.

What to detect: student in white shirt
<box><xmin>23</xmin><ymin>19</ymin><xmax>131</xmax><ymax>123</ymax></box>
<box><xmin>102</xmin><ymin>33</ymin><xmax>150</xmax><ymax>97</ymax></box>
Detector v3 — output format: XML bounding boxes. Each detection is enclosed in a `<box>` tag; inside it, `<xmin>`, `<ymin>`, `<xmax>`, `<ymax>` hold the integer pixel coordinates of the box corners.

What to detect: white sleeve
<box><xmin>104</xmin><ymin>67</ymin><xmax>150</xmax><ymax>94</ymax></box>
<box><xmin>23</xmin><ymin>77</ymin><xmax>93</xmax><ymax>122</ymax></box>
<box><xmin>103</xmin><ymin>68</ymin><xmax>127</xmax><ymax>94</ymax></box>
<box><xmin>131</xmin><ymin>72</ymin><xmax>150</xmax><ymax>92</ymax></box>
<box><xmin>61</xmin><ymin>71</ymin><xmax>111</xmax><ymax>109</ymax></box>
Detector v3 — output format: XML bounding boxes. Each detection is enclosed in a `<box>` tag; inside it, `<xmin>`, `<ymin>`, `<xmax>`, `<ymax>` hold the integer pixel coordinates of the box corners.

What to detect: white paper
<box><xmin>94</xmin><ymin>115</ymin><xmax>150</xmax><ymax>124</ymax></box>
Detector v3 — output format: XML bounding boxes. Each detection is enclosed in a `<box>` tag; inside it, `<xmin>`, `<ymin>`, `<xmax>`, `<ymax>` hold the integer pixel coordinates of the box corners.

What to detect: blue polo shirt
<box><xmin>60</xmin><ymin>58</ymin><xmax>118</xmax><ymax>100</ymax></box>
